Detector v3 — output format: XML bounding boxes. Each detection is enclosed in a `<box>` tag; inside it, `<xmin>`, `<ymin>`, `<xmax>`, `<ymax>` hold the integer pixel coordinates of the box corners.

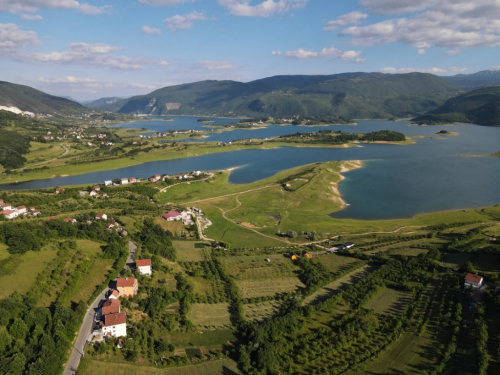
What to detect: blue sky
<box><xmin>1</xmin><ymin>0</ymin><xmax>499</xmax><ymax>100</ymax></box>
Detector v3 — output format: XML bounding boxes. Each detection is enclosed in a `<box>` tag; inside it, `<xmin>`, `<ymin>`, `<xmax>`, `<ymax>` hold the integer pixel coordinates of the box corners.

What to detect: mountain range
<box><xmin>2</xmin><ymin>70</ymin><xmax>500</xmax><ymax>125</ymax></box>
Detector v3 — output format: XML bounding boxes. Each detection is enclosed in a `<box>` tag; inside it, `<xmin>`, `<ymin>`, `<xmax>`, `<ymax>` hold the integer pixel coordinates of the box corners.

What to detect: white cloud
<box><xmin>271</xmin><ymin>50</ymin><xmax>282</xmax><ymax>55</ymax></box>
<box><xmin>278</xmin><ymin>47</ymin><xmax>364</xmax><ymax>62</ymax></box>
<box><xmin>142</xmin><ymin>26</ymin><xmax>161</xmax><ymax>34</ymax></box>
<box><xmin>0</xmin><ymin>0</ymin><xmax>112</xmax><ymax>16</ymax></box>
<box><xmin>38</xmin><ymin>76</ymin><xmax>97</xmax><ymax>83</ymax></box>
<box><xmin>340</xmin><ymin>0</ymin><xmax>500</xmax><ymax>54</ymax></box>
<box><xmin>379</xmin><ymin>66</ymin><xmax>467</xmax><ymax>74</ymax></box>
<box><xmin>29</xmin><ymin>42</ymin><xmax>169</xmax><ymax>70</ymax></box>
<box><xmin>78</xmin><ymin>3</ymin><xmax>111</xmax><ymax>15</ymax></box>
<box><xmin>359</xmin><ymin>0</ymin><xmax>436</xmax><ymax>15</ymax></box>
<box><xmin>164</xmin><ymin>11</ymin><xmax>207</xmax><ymax>31</ymax></box>
<box><xmin>444</xmin><ymin>48</ymin><xmax>462</xmax><ymax>56</ymax></box>
<box><xmin>21</xmin><ymin>14</ymin><xmax>43</xmax><ymax>20</ymax></box>
<box><xmin>0</xmin><ymin>23</ymin><xmax>41</xmax><ymax>55</ymax></box>
<box><xmin>493</xmin><ymin>66</ymin><xmax>500</xmax><ymax>71</ymax></box>
<box><xmin>139</xmin><ymin>0</ymin><xmax>194</xmax><ymax>6</ymax></box>
<box><xmin>217</xmin><ymin>0</ymin><xmax>308</xmax><ymax>17</ymax></box>
<box><xmin>417</xmin><ymin>48</ymin><xmax>426</xmax><ymax>55</ymax></box>
<box><xmin>324</xmin><ymin>11</ymin><xmax>368</xmax><ymax>30</ymax></box>
<box><xmin>191</xmin><ymin>60</ymin><xmax>238</xmax><ymax>70</ymax></box>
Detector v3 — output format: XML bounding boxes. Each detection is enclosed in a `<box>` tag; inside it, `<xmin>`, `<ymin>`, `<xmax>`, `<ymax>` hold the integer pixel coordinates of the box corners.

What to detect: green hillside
<box><xmin>116</xmin><ymin>73</ymin><xmax>460</xmax><ymax>118</ymax></box>
<box><xmin>85</xmin><ymin>96</ymin><xmax>128</xmax><ymax>112</ymax></box>
<box><xmin>413</xmin><ymin>86</ymin><xmax>500</xmax><ymax>126</ymax></box>
<box><xmin>443</xmin><ymin>70</ymin><xmax>500</xmax><ymax>89</ymax></box>
<box><xmin>0</xmin><ymin>81</ymin><xmax>89</xmax><ymax>116</ymax></box>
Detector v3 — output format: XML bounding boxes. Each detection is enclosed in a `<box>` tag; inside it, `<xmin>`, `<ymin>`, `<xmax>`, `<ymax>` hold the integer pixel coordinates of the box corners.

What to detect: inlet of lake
<box><xmin>1</xmin><ymin>116</ymin><xmax>499</xmax><ymax>220</ymax></box>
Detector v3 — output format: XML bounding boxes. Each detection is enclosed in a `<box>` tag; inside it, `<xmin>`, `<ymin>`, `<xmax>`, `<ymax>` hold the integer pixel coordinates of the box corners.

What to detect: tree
<box><xmin>9</xmin><ymin>319</ymin><xmax>29</xmax><ymax>340</ymax></box>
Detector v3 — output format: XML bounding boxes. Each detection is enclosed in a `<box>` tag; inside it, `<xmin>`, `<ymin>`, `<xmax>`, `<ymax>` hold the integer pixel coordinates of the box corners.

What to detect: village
<box><xmin>0</xmin><ymin>198</ymin><xmax>41</xmax><ymax>220</ymax></box>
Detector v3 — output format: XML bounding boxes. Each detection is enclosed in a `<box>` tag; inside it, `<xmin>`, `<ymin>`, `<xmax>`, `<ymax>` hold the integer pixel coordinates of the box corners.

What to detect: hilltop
<box><xmin>113</xmin><ymin>72</ymin><xmax>459</xmax><ymax>118</ymax></box>
<box><xmin>0</xmin><ymin>81</ymin><xmax>90</xmax><ymax>117</ymax></box>
<box><xmin>443</xmin><ymin>70</ymin><xmax>500</xmax><ymax>90</ymax></box>
<box><xmin>413</xmin><ymin>86</ymin><xmax>500</xmax><ymax>126</ymax></box>
<box><xmin>85</xmin><ymin>97</ymin><xmax>128</xmax><ymax>112</ymax></box>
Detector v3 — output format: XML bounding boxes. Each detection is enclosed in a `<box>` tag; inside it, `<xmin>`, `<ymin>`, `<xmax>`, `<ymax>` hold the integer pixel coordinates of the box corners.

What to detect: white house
<box><xmin>136</xmin><ymin>259</ymin><xmax>152</xmax><ymax>276</ymax></box>
<box><xmin>96</xmin><ymin>213</ymin><xmax>107</xmax><ymax>220</ymax></box>
<box><xmin>120</xmin><ymin>178</ymin><xmax>129</xmax><ymax>185</ymax></box>
<box><xmin>16</xmin><ymin>206</ymin><xmax>27</xmax><ymax>214</ymax></box>
<box><xmin>2</xmin><ymin>210</ymin><xmax>19</xmax><ymax>220</ymax></box>
<box><xmin>161</xmin><ymin>210</ymin><xmax>182</xmax><ymax>221</ymax></box>
<box><xmin>465</xmin><ymin>273</ymin><xmax>483</xmax><ymax>290</ymax></box>
<box><xmin>101</xmin><ymin>312</ymin><xmax>127</xmax><ymax>338</ymax></box>
<box><xmin>104</xmin><ymin>180</ymin><xmax>113</xmax><ymax>186</ymax></box>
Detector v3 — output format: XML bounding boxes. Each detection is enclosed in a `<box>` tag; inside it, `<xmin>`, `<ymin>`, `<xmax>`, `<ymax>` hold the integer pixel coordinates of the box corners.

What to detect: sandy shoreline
<box><xmin>331</xmin><ymin>160</ymin><xmax>363</xmax><ymax>209</ymax></box>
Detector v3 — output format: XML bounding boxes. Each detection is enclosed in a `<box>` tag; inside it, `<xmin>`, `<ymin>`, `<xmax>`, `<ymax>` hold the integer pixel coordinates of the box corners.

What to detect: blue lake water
<box><xmin>2</xmin><ymin>117</ymin><xmax>499</xmax><ymax>220</ymax></box>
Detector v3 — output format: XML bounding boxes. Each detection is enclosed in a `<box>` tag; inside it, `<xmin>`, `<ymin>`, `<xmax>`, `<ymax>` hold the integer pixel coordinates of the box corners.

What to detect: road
<box><xmin>18</xmin><ymin>144</ymin><xmax>69</xmax><ymax>171</ymax></box>
<box><xmin>62</xmin><ymin>241</ymin><xmax>138</xmax><ymax>375</ymax></box>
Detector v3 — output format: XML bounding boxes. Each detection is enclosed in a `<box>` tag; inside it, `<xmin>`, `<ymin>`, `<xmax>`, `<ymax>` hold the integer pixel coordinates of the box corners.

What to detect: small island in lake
<box><xmin>435</xmin><ymin>130</ymin><xmax>459</xmax><ymax>136</ymax></box>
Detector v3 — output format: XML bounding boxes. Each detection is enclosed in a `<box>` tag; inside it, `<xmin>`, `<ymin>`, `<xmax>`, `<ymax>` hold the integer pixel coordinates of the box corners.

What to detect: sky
<box><xmin>1</xmin><ymin>0</ymin><xmax>500</xmax><ymax>101</ymax></box>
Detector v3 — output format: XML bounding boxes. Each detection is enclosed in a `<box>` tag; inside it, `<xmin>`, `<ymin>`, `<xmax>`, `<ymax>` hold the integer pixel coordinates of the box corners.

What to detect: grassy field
<box><xmin>0</xmin><ymin>247</ymin><xmax>59</xmax><ymax>298</ymax></box>
<box><xmin>0</xmin><ymin>244</ymin><xmax>8</xmax><ymax>261</ymax></box>
<box><xmin>187</xmin><ymin>303</ymin><xmax>232</xmax><ymax>329</ymax></box>
<box><xmin>75</xmin><ymin>239</ymin><xmax>104</xmax><ymax>255</ymax></box>
<box><xmin>237</xmin><ymin>277</ymin><xmax>304</xmax><ymax>299</ymax></box>
<box><xmin>155</xmin><ymin>217</ymin><xmax>185</xmax><ymax>235</ymax></box>
<box><xmin>314</xmin><ymin>253</ymin><xmax>361</xmax><ymax>273</ymax></box>
<box><xmin>364</xmin><ymin>287</ymin><xmax>413</xmax><ymax>315</ymax></box>
<box><xmin>69</xmin><ymin>258</ymin><xmax>114</xmax><ymax>304</ymax></box>
<box><xmin>303</xmin><ymin>264</ymin><xmax>375</xmax><ymax>305</ymax></box>
<box><xmin>174</xmin><ymin>241</ymin><xmax>209</xmax><ymax>262</ymax></box>
<box><xmin>244</xmin><ymin>300</ymin><xmax>280</xmax><ymax>321</ymax></box>
<box><xmin>163</xmin><ymin>330</ymin><xmax>234</xmax><ymax>348</ymax></box>
<box><xmin>79</xmin><ymin>357</ymin><xmax>241</xmax><ymax>375</ymax></box>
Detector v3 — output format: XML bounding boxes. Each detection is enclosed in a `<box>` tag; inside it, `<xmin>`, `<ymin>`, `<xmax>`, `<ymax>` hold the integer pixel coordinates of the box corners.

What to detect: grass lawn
<box><xmin>0</xmin><ymin>244</ymin><xmax>9</xmax><ymax>261</ymax></box>
<box><xmin>314</xmin><ymin>253</ymin><xmax>360</xmax><ymax>273</ymax></box>
<box><xmin>79</xmin><ymin>357</ymin><xmax>241</xmax><ymax>375</ymax></box>
<box><xmin>303</xmin><ymin>264</ymin><xmax>374</xmax><ymax>305</ymax></box>
<box><xmin>221</xmin><ymin>253</ymin><xmax>299</xmax><ymax>280</ymax></box>
<box><xmin>0</xmin><ymin>247</ymin><xmax>59</xmax><ymax>299</ymax></box>
<box><xmin>75</xmin><ymin>239</ymin><xmax>104</xmax><ymax>255</ymax></box>
<box><xmin>163</xmin><ymin>329</ymin><xmax>235</xmax><ymax>348</ymax></box>
<box><xmin>364</xmin><ymin>287</ymin><xmax>413</xmax><ymax>315</ymax></box>
<box><xmin>69</xmin><ymin>258</ymin><xmax>114</xmax><ymax>304</ymax></box>
<box><xmin>155</xmin><ymin>217</ymin><xmax>185</xmax><ymax>235</ymax></box>
<box><xmin>237</xmin><ymin>277</ymin><xmax>304</xmax><ymax>299</ymax></box>
<box><xmin>174</xmin><ymin>241</ymin><xmax>209</xmax><ymax>262</ymax></box>
<box><xmin>187</xmin><ymin>303</ymin><xmax>232</xmax><ymax>329</ymax></box>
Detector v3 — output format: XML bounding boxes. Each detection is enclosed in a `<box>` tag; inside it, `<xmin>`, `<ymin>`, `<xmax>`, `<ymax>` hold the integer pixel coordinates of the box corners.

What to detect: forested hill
<box><xmin>115</xmin><ymin>72</ymin><xmax>460</xmax><ymax>118</ymax></box>
<box><xmin>412</xmin><ymin>86</ymin><xmax>500</xmax><ymax>126</ymax></box>
<box><xmin>0</xmin><ymin>81</ymin><xmax>89</xmax><ymax>116</ymax></box>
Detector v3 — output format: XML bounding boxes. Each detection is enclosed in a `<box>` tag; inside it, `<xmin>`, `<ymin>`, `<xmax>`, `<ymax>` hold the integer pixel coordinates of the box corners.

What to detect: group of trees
<box><xmin>138</xmin><ymin>219</ymin><xmax>175</xmax><ymax>260</ymax></box>
<box><xmin>276</xmin><ymin>130</ymin><xmax>406</xmax><ymax>144</ymax></box>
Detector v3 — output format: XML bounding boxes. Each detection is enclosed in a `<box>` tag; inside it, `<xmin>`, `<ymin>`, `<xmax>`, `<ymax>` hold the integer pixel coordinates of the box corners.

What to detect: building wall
<box><xmin>102</xmin><ymin>323</ymin><xmax>127</xmax><ymax>337</ymax></box>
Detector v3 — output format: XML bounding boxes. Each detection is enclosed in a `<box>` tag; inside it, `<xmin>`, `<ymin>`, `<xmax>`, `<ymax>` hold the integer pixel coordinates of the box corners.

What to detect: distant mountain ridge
<box><xmin>0</xmin><ymin>81</ymin><xmax>90</xmax><ymax>116</ymax></box>
<box><xmin>111</xmin><ymin>72</ymin><xmax>460</xmax><ymax>119</ymax></box>
<box><xmin>413</xmin><ymin>86</ymin><xmax>500</xmax><ymax>126</ymax></box>
<box><xmin>85</xmin><ymin>97</ymin><xmax>128</xmax><ymax>112</ymax></box>
<box><xmin>443</xmin><ymin>70</ymin><xmax>500</xmax><ymax>90</ymax></box>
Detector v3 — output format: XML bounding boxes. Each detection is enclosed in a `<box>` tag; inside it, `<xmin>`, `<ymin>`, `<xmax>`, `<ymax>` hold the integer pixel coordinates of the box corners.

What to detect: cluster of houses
<box><xmin>79</xmin><ymin>186</ymin><xmax>109</xmax><ymax>199</ymax></box>
<box><xmin>96</xmin><ymin>213</ymin><xmax>128</xmax><ymax>236</ymax></box>
<box><xmin>162</xmin><ymin>208</ymin><xmax>200</xmax><ymax>226</ymax></box>
<box><xmin>0</xmin><ymin>199</ymin><xmax>41</xmax><ymax>220</ymax></box>
<box><xmin>103</xmin><ymin>170</ymin><xmax>206</xmax><ymax>186</ymax></box>
<box><xmin>94</xmin><ymin>259</ymin><xmax>152</xmax><ymax>339</ymax></box>
<box><xmin>138</xmin><ymin>129</ymin><xmax>203</xmax><ymax>139</ymax></box>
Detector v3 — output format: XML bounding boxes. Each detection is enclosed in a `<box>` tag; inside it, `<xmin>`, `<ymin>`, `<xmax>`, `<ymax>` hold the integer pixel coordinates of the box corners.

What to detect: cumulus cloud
<box><xmin>21</xmin><ymin>14</ymin><xmax>43</xmax><ymax>20</ymax></box>
<box><xmin>142</xmin><ymin>26</ymin><xmax>161</xmax><ymax>34</ymax></box>
<box><xmin>139</xmin><ymin>0</ymin><xmax>194</xmax><ymax>5</ymax></box>
<box><xmin>164</xmin><ymin>11</ymin><xmax>207</xmax><ymax>31</ymax></box>
<box><xmin>276</xmin><ymin>47</ymin><xmax>364</xmax><ymax>62</ymax></box>
<box><xmin>0</xmin><ymin>0</ymin><xmax>112</xmax><ymax>16</ymax></box>
<box><xmin>271</xmin><ymin>50</ymin><xmax>282</xmax><ymax>55</ymax></box>
<box><xmin>359</xmin><ymin>0</ymin><xmax>436</xmax><ymax>15</ymax></box>
<box><xmin>191</xmin><ymin>60</ymin><xmax>238</xmax><ymax>70</ymax></box>
<box><xmin>340</xmin><ymin>0</ymin><xmax>500</xmax><ymax>54</ymax></box>
<box><xmin>324</xmin><ymin>11</ymin><xmax>368</xmax><ymax>30</ymax></box>
<box><xmin>28</xmin><ymin>42</ymin><xmax>169</xmax><ymax>69</ymax></box>
<box><xmin>217</xmin><ymin>0</ymin><xmax>308</xmax><ymax>17</ymax></box>
<box><xmin>0</xmin><ymin>23</ymin><xmax>41</xmax><ymax>55</ymax></box>
<box><xmin>379</xmin><ymin>66</ymin><xmax>467</xmax><ymax>74</ymax></box>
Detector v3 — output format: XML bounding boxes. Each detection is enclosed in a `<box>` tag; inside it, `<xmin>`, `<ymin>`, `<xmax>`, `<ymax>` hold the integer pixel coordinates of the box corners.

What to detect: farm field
<box><xmin>303</xmin><ymin>264</ymin><xmax>374</xmax><ymax>305</ymax></box>
<box><xmin>364</xmin><ymin>287</ymin><xmax>413</xmax><ymax>315</ymax></box>
<box><xmin>244</xmin><ymin>300</ymin><xmax>280</xmax><ymax>321</ymax></box>
<box><xmin>174</xmin><ymin>241</ymin><xmax>209</xmax><ymax>262</ymax></box>
<box><xmin>187</xmin><ymin>303</ymin><xmax>232</xmax><ymax>329</ymax></box>
<box><xmin>237</xmin><ymin>276</ymin><xmax>304</xmax><ymax>299</ymax></box>
<box><xmin>314</xmin><ymin>253</ymin><xmax>362</xmax><ymax>273</ymax></box>
<box><xmin>79</xmin><ymin>357</ymin><xmax>241</xmax><ymax>375</ymax></box>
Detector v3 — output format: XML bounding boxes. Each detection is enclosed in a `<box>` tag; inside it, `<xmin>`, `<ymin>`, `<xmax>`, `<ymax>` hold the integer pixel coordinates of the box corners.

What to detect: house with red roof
<box><xmin>465</xmin><ymin>273</ymin><xmax>483</xmax><ymax>290</ymax></box>
<box><xmin>100</xmin><ymin>312</ymin><xmax>127</xmax><ymax>337</ymax></box>
<box><xmin>102</xmin><ymin>299</ymin><xmax>121</xmax><ymax>316</ymax></box>
<box><xmin>161</xmin><ymin>210</ymin><xmax>182</xmax><ymax>221</ymax></box>
<box><xmin>16</xmin><ymin>206</ymin><xmax>27</xmax><ymax>214</ymax></box>
<box><xmin>116</xmin><ymin>277</ymin><xmax>138</xmax><ymax>298</ymax></box>
<box><xmin>136</xmin><ymin>259</ymin><xmax>152</xmax><ymax>276</ymax></box>
<box><xmin>108</xmin><ymin>289</ymin><xmax>119</xmax><ymax>300</ymax></box>
<box><xmin>96</xmin><ymin>213</ymin><xmax>107</xmax><ymax>220</ymax></box>
<box><xmin>64</xmin><ymin>218</ymin><xmax>77</xmax><ymax>224</ymax></box>
<box><xmin>2</xmin><ymin>210</ymin><xmax>18</xmax><ymax>220</ymax></box>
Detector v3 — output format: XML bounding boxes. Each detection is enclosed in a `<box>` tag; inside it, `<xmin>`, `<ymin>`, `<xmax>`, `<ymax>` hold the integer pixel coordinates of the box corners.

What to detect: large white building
<box><xmin>101</xmin><ymin>312</ymin><xmax>127</xmax><ymax>338</ymax></box>
<box><xmin>136</xmin><ymin>259</ymin><xmax>152</xmax><ymax>276</ymax></box>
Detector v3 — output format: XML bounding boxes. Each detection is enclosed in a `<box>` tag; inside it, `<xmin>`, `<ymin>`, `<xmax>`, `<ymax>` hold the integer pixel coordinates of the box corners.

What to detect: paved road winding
<box><xmin>62</xmin><ymin>241</ymin><xmax>137</xmax><ymax>375</ymax></box>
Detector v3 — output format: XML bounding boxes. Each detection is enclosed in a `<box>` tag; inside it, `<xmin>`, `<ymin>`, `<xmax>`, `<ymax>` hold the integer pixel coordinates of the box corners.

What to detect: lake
<box><xmin>1</xmin><ymin>117</ymin><xmax>499</xmax><ymax>220</ymax></box>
